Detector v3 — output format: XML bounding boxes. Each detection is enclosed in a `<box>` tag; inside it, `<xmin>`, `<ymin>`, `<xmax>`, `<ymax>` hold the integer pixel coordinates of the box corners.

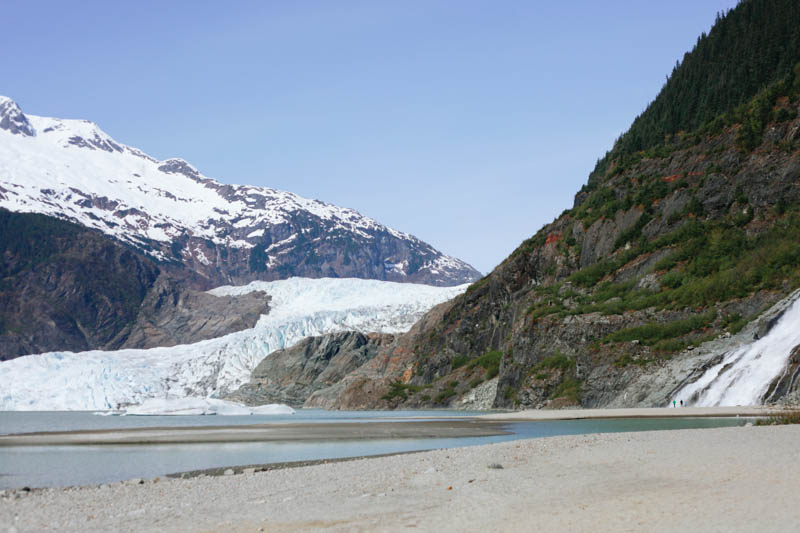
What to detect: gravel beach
<box><xmin>3</xmin><ymin>423</ymin><xmax>799</xmax><ymax>532</ymax></box>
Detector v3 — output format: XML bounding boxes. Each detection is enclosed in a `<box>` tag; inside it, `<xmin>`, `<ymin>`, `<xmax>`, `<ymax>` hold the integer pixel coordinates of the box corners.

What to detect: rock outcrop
<box><xmin>305</xmin><ymin>300</ymin><xmax>457</xmax><ymax>409</ymax></box>
<box><xmin>316</xmin><ymin>118</ymin><xmax>800</xmax><ymax>408</ymax></box>
<box><xmin>121</xmin><ymin>276</ymin><xmax>268</xmax><ymax>350</ymax></box>
<box><xmin>0</xmin><ymin>210</ymin><xmax>160</xmax><ymax>360</ymax></box>
<box><xmin>224</xmin><ymin>332</ymin><xmax>394</xmax><ymax>407</ymax></box>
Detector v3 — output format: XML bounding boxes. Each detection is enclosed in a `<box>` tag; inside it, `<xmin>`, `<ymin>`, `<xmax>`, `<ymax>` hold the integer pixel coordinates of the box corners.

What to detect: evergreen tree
<box><xmin>589</xmin><ymin>0</ymin><xmax>800</xmax><ymax>184</ymax></box>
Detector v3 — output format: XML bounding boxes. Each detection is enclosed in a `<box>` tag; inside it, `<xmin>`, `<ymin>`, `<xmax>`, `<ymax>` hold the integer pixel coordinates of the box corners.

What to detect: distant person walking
<box><xmin>680</xmin><ymin>400</ymin><xmax>684</xmax><ymax>407</ymax></box>
<box><xmin>673</xmin><ymin>400</ymin><xmax>676</xmax><ymax>408</ymax></box>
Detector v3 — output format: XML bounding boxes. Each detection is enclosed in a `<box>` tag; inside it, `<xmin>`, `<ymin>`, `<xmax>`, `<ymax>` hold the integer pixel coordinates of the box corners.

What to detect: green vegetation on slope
<box><xmin>0</xmin><ymin>209</ymin><xmax>157</xmax><ymax>319</ymax></box>
<box><xmin>381</xmin><ymin>381</ymin><xmax>425</xmax><ymax>402</ymax></box>
<box><xmin>527</xmin><ymin>208</ymin><xmax>800</xmax><ymax>321</ymax></box>
<box><xmin>468</xmin><ymin>350</ymin><xmax>503</xmax><ymax>379</ymax></box>
<box><xmin>0</xmin><ymin>209</ymin><xmax>162</xmax><ymax>357</ymax></box>
<box><xmin>0</xmin><ymin>209</ymin><xmax>88</xmax><ymax>278</ymax></box>
<box><xmin>603</xmin><ymin>311</ymin><xmax>717</xmax><ymax>345</ymax></box>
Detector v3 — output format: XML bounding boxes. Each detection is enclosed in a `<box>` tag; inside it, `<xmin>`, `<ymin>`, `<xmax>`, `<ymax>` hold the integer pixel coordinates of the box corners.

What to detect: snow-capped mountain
<box><xmin>0</xmin><ymin>96</ymin><xmax>480</xmax><ymax>286</ymax></box>
<box><xmin>0</xmin><ymin>277</ymin><xmax>468</xmax><ymax>411</ymax></box>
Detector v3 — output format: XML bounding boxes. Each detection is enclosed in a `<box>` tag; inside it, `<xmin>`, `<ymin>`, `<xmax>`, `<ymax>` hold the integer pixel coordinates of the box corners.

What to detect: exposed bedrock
<box><xmin>0</xmin><ymin>210</ymin><xmax>269</xmax><ymax>359</ymax></box>
<box><xmin>121</xmin><ymin>276</ymin><xmax>268</xmax><ymax>350</ymax></box>
<box><xmin>224</xmin><ymin>332</ymin><xmax>395</xmax><ymax>407</ymax></box>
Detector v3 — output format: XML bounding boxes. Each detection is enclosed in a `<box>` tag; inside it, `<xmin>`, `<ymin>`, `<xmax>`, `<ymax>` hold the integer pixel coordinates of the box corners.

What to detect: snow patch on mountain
<box><xmin>0</xmin><ymin>278</ymin><xmax>467</xmax><ymax>411</ymax></box>
<box><xmin>0</xmin><ymin>96</ymin><xmax>477</xmax><ymax>282</ymax></box>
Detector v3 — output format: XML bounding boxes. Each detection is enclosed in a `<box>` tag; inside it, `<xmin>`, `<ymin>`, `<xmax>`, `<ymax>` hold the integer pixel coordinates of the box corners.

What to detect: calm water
<box><xmin>0</xmin><ymin>411</ymin><xmax>751</xmax><ymax>489</ymax></box>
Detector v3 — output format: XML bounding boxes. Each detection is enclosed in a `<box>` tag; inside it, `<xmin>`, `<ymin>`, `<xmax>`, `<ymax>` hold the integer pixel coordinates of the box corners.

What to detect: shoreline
<box><xmin>165</xmin><ymin>450</ymin><xmax>430</xmax><ymax>480</ymax></box>
<box><xmin>478</xmin><ymin>405</ymin><xmax>786</xmax><ymax>421</ymax></box>
<box><xmin>3</xmin><ymin>424</ymin><xmax>799</xmax><ymax>531</ymax></box>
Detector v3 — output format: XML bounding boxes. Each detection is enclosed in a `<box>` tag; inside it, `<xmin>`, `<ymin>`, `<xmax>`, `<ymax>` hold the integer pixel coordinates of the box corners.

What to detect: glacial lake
<box><xmin>0</xmin><ymin>410</ymin><xmax>752</xmax><ymax>489</ymax></box>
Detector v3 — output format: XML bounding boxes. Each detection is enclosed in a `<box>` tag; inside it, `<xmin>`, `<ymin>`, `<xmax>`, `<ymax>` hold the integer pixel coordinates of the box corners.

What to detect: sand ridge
<box><xmin>0</xmin><ymin>420</ymin><xmax>509</xmax><ymax>446</ymax></box>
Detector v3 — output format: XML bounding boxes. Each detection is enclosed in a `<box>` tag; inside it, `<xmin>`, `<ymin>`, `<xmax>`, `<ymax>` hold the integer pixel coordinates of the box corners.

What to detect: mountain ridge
<box><xmin>0</xmin><ymin>95</ymin><xmax>480</xmax><ymax>287</ymax></box>
<box><xmin>0</xmin><ymin>96</ymin><xmax>478</xmax><ymax>357</ymax></box>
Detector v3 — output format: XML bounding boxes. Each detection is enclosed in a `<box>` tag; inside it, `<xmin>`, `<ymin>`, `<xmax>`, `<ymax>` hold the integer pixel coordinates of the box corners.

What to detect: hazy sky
<box><xmin>2</xmin><ymin>1</ymin><xmax>738</xmax><ymax>273</ymax></box>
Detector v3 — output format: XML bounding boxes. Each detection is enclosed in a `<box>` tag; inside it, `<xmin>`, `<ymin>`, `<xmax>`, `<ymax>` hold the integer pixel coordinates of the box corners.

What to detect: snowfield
<box><xmin>0</xmin><ymin>96</ymin><xmax>477</xmax><ymax>282</ymax></box>
<box><xmin>0</xmin><ymin>98</ymin><xmax>408</xmax><ymax>249</ymax></box>
<box><xmin>0</xmin><ymin>278</ymin><xmax>467</xmax><ymax>411</ymax></box>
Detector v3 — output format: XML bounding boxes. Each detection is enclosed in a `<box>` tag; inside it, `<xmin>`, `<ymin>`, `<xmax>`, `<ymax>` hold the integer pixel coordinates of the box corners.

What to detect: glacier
<box><xmin>0</xmin><ymin>277</ymin><xmax>468</xmax><ymax>411</ymax></box>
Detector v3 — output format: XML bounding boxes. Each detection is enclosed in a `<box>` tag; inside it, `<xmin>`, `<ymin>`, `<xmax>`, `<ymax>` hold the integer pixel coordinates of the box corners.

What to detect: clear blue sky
<box><xmin>2</xmin><ymin>1</ymin><xmax>738</xmax><ymax>273</ymax></box>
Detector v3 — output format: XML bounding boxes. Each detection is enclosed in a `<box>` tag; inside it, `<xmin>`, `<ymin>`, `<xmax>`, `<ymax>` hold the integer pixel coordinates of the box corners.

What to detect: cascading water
<box><xmin>678</xmin><ymin>295</ymin><xmax>800</xmax><ymax>406</ymax></box>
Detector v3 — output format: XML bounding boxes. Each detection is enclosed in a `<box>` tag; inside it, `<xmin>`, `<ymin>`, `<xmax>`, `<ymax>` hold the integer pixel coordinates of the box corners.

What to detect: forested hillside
<box><xmin>308</xmin><ymin>0</ymin><xmax>800</xmax><ymax>410</ymax></box>
<box><xmin>593</xmin><ymin>0</ymin><xmax>800</xmax><ymax>178</ymax></box>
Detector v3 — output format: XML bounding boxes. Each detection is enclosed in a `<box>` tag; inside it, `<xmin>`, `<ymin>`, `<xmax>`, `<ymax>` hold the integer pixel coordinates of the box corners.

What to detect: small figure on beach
<box><xmin>680</xmin><ymin>400</ymin><xmax>684</xmax><ymax>407</ymax></box>
<box><xmin>672</xmin><ymin>400</ymin><xmax>676</xmax><ymax>408</ymax></box>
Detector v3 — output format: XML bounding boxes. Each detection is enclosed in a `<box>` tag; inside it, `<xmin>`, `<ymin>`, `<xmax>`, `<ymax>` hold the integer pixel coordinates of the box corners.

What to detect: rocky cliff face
<box><xmin>121</xmin><ymin>276</ymin><xmax>268</xmax><ymax>350</ymax></box>
<box><xmin>223</xmin><ymin>332</ymin><xmax>394</xmax><ymax>407</ymax></box>
<box><xmin>0</xmin><ymin>210</ymin><xmax>160</xmax><ymax>360</ymax></box>
<box><xmin>297</xmin><ymin>125</ymin><xmax>800</xmax><ymax>409</ymax></box>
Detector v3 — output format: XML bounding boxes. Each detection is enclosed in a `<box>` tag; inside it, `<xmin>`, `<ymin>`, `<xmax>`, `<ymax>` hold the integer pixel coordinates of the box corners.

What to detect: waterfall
<box><xmin>678</xmin><ymin>295</ymin><xmax>800</xmax><ymax>406</ymax></box>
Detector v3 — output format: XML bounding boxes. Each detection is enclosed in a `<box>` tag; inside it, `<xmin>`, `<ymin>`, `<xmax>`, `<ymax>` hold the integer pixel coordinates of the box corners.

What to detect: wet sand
<box><xmin>0</xmin><ymin>420</ymin><xmax>509</xmax><ymax>446</ymax></box>
<box><xmin>3</xmin><ymin>424</ymin><xmax>799</xmax><ymax>531</ymax></box>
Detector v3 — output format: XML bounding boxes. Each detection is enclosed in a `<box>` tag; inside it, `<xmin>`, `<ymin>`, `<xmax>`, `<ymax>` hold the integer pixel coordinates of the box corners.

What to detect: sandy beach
<box><xmin>2</xmin><ymin>415</ymin><xmax>799</xmax><ymax>531</ymax></box>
